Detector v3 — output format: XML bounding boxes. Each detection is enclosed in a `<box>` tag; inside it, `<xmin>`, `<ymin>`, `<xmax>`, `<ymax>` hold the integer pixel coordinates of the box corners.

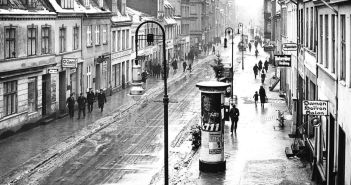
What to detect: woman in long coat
<box><xmin>259</xmin><ymin>86</ymin><xmax>267</xmax><ymax>108</ymax></box>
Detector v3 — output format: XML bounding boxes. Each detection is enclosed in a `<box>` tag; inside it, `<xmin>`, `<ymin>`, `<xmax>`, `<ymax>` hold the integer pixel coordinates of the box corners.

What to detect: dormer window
<box><xmin>84</xmin><ymin>0</ymin><xmax>89</xmax><ymax>7</ymax></box>
<box><xmin>0</xmin><ymin>0</ymin><xmax>8</xmax><ymax>6</ymax></box>
<box><xmin>61</xmin><ymin>0</ymin><xmax>74</xmax><ymax>9</ymax></box>
<box><xmin>99</xmin><ymin>0</ymin><xmax>103</xmax><ymax>8</ymax></box>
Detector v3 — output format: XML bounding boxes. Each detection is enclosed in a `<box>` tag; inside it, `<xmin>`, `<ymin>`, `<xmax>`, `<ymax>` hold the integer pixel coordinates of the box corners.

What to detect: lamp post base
<box><xmin>199</xmin><ymin>160</ymin><xmax>226</xmax><ymax>172</ymax></box>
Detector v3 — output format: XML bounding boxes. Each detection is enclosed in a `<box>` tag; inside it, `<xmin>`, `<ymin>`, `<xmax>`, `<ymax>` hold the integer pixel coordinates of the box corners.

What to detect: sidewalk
<box><xmin>0</xmin><ymin>53</ymin><xmax>219</xmax><ymax>182</ymax></box>
<box><xmin>169</xmin><ymin>44</ymin><xmax>314</xmax><ymax>185</ymax></box>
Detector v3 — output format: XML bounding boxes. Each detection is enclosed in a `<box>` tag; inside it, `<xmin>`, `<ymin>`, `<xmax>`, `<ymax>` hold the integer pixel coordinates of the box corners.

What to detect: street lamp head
<box><xmin>227</xmin><ymin>30</ymin><xmax>231</xmax><ymax>35</ymax></box>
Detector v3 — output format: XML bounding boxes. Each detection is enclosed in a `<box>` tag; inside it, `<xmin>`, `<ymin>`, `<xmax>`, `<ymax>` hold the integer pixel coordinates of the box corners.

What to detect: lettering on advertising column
<box><xmin>201</xmin><ymin>92</ymin><xmax>221</xmax><ymax>132</ymax></box>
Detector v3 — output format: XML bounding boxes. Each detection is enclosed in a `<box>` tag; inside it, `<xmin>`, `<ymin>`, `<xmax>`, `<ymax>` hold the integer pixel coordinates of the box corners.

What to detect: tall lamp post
<box><xmin>130</xmin><ymin>21</ymin><xmax>169</xmax><ymax>185</ymax></box>
<box><xmin>224</xmin><ymin>27</ymin><xmax>234</xmax><ymax>100</ymax></box>
<box><xmin>238</xmin><ymin>23</ymin><xmax>244</xmax><ymax>70</ymax></box>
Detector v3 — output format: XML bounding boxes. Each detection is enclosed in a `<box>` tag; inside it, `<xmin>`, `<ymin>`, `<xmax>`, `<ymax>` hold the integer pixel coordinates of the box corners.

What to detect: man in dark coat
<box><xmin>253</xmin><ymin>64</ymin><xmax>259</xmax><ymax>79</ymax></box>
<box><xmin>87</xmin><ymin>88</ymin><xmax>95</xmax><ymax>113</ymax></box>
<box><xmin>259</xmin><ymin>86</ymin><xmax>267</xmax><ymax>108</ymax></box>
<box><xmin>77</xmin><ymin>93</ymin><xmax>87</xmax><ymax>119</ymax></box>
<box><xmin>66</xmin><ymin>93</ymin><xmax>75</xmax><ymax>118</ymax></box>
<box><xmin>258</xmin><ymin>60</ymin><xmax>263</xmax><ymax>73</ymax></box>
<box><xmin>97</xmin><ymin>89</ymin><xmax>107</xmax><ymax>112</ymax></box>
<box><xmin>229</xmin><ymin>104</ymin><xmax>240</xmax><ymax>134</ymax></box>
<box><xmin>183</xmin><ymin>60</ymin><xmax>187</xmax><ymax>72</ymax></box>
<box><xmin>264</xmin><ymin>60</ymin><xmax>269</xmax><ymax>72</ymax></box>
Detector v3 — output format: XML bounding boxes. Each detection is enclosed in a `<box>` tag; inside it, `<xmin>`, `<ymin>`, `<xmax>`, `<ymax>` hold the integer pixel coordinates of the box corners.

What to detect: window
<box><xmin>41</xmin><ymin>26</ymin><xmax>50</xmax><ymax>54</ymax></box>
<box><xmin>3</xmin><ymin>81</ymin><xmax>17</xmax><ymax>116</ymax></box>
<box><xmin>325</xmin><ymin>15</ymin><xmax>328</xmax><ymax>69</ymax></box>
<box><xmin>59</xmin><ymin>26</ymin><xmax>66</xmax><ymax>53</ymax></box>
<box><xmin>95</xmin><ymin>25</ymin><xmax>100</xmax><ymax>45</ymax></box>
<box><xmin>27</xmin><ymin>25</ymin><xmax>37</xmax><ymax>56</ymax></box>
<box><xmin>320</xmin><ymin>15</ymin><xmax>323</xmax><ymax>65</ymax></box>
<box><xmin>340</xmin><ymin>15</ymin><xmax>346</xmax><ymax>81</ymax></box>
<box><xmin>310</xmin><ymin>8</ymin><xmax>313</xmax><ymax>51</ymax></box>
<box><xmin>87</xmin><ymin>25</ymin><xmax>92</xmax><ymax>46</ymax></box>
<box><xmin>0</xmin><ymin>0</ymin><xmax>8</xmax><ymax>5</ymax></box>
<box><xmin>117</xmin><ymin>30</ymin><xmax>121</xmax><ymax>51</ymax></box>
<box><xmin>121</xmin><ymin>1</ymin><xmax>126</xmax><ymax>15</ymax></box>
<box><xmin>122</xmin><ymin>30</ymin><xmax>126</xmax><ymax>50</ymax></box>
<box><xmin>112</xmin><ymin>31</ymin><xmax>116</xmax><ymax>52</ymax></box>
<box><xmin>102</xmin><ymin>25</ymin><xmax>107</xmax><ymax>44</ymax></box>
<box><xmin>5</xmin><ymin>26</ymin><xmax>16</xmax><ymax>59</ymax></box>
<box><xmin>73</xmin><ymin>25</ymin><xmax>79</xmax><ymax>50</ymax></box>
<box><xmin>126</xmin><ymin>29</ymin><xmax>129</xmax><ymax>49</ymax></box>
<box><xmin>131</xmin><ymin>35</ymin><xmax>134</xmax><ymax>51</ymax></box>
<box><xmin>98</xmin><ymin>0</ymin><xmax>103</xmax><ymax>7</ymax></box>
<box><xmin>62</xmin><ymin>0</ymin><xmax>73</xmax><ymax>9</ymax></box>
<box><xmin>28</xmin><ymin>77</ymin><xmax>37</xmax><ymax>113</ymax></box>
<box><xmin>84</xmin><ymin>0</ymin><xmax>89</xmax><ymax>7</ymax></box>
<box><xmin>332</xmin><ymin>15</ymin><xmax>335</xmax><ymax>74</ymax></box>
<box><xmin>306</xmin><ymin>8</ymin><xmax>309</xmax><ymax>48</ymax></box>
<box><xmin>87</xmin><ymin>65</ymin><xmax>92</xmax><ymax>89</ymax></box>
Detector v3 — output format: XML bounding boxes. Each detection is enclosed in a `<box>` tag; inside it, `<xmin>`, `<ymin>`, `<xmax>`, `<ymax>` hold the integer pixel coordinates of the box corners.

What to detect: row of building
<box><xmin>264</xmin><ymin>0</ymin><xmax>351</xmax><ymax>184</ymax></box>
<box><xmin>0</xmin><ymin>0</ymin><xmax>232</xmax><ymax>137</ymax></box>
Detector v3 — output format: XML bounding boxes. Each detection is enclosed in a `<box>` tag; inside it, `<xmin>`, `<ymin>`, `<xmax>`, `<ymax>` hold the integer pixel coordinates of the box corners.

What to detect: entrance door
<box><xmin>96</xmin><ymin>64</ymin><xmax>101</xmax><ymax>90</ymax></box>
<box><xmin>337</xmin><ymin>126</ymin><xmax>345</xmax><ymax>185</ymax></box>
<box><xmin>42</xmin><ymin>74</ymin><xmax>50</xmax><ymax>115</ymax></box>
<box><xmin>59</xmin><ymin>71</ymin><xmax>66</xmax><ymax>113</ymax></box>
<box><xmin>122</xmin><ymin>62</ymin><xmax>126</xmax><ymax>89</ymax></box>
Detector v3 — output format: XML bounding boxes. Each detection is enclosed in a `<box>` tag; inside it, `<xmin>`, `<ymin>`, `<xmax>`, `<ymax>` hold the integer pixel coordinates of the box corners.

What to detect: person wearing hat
<box><xmin>97</xmin><ymin>89</ymin><xmax>107</xmax><ymax>112</ymax></box>
<box><xmin>87</xmin><ymin>88</ymin><xmax>95</xmax><ymax>113</ymax></box>
<box><xmin>66</xmin><ymin>93</ymin><xmax>75</xmax><ymax>118</ymax></box>
<box><xmin>229</xmin><ymin>104</ymin><xmax>240</xmax><ymax>134</ymax></box>
<box><xmin>77</xmin><ymin>93</ymin><xmax>87</xmax><ymax>119</ymax></box>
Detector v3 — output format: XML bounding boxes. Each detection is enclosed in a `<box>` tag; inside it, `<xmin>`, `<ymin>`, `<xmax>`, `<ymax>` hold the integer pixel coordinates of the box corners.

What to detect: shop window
<box><xmin>4</xmin><ymin>81</ymin><xmax>18</xmax><ymax>116</ymax></box>
<box><xmin>5</xmin><ymin>26</ymin><xmax>16</xmax><ymax>59</ymax></box>
<box><xmin>27</xmin><ymin>25</ymin><xmax>37</xmax><ymax>56</ymax></box>
<box><xmin>41</xmin><ymin>25</ymin><xmax>50</xmax><ymax>54</ymax></box>
<box><xmin>28</xmin><ymin>77</ymin><xmax>38</xmax><ymax>113</ymax></box>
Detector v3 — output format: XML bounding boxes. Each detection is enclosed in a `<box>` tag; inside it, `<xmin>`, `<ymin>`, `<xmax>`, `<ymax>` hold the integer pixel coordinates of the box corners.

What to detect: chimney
<box><xmin>117</xmin><ymin>0</ymin><xmax>126</xmax><ymax>15</ymax></box>
<box><xmin>112</xmin><ymin>0</ymin><xmax>117</xmax><ymax>14</ymax></box>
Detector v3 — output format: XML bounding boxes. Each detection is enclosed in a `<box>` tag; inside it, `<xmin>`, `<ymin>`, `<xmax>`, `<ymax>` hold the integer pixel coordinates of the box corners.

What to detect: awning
<box><xmin>164</xmin><ymin>18</ymin><xmax>177</xmax><ymax>25</ymax></box>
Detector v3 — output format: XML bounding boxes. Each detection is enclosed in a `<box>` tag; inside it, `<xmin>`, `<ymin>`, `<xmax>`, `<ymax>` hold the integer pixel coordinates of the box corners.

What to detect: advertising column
<box><xmin>196</xmin><ymin>81</ymin><xmax>230</xmax><ymax>172</ymax></box>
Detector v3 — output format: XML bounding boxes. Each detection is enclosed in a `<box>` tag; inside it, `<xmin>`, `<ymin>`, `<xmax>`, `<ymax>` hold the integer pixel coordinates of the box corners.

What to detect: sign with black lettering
<box><xmin>62</xmin><ymin>58</ymin><xmax>78</xmax><ymax>68</ymax></box>
<box><xmin>302</xmin><ymin>100</ymin><xmax>328</xmax><ymax>116</ymax></box>
<box><xmin>283</xmin><ymin>43</ymin><xmax>297</xmax><ymax>51</ymax></box>
<box><xmin>48</xmin><ymin>68</ymin><xmax>58</xmax><ymax>74</ymax></box>
<box><xmin>275</xmin><ymin>55</ymin><xmax>291</xmax><ymax>67</ymax></box>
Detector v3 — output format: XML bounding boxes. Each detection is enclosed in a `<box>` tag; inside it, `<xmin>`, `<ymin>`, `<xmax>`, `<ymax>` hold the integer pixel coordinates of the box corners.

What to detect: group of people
<box><xmin>253</xmin><ymin>86</ymin><xmax>267</xmax><ymax>108</ymax></box>
<box><xmin>149</xmin><ymin>63</ymin><xmax>164</xmax><ymax>79</ymax></box>
<box><xmin>66</xmin><ymin>88</ymin><xmax>107</xmax><ymax>119</ymax></box>
<box><xmin>253</xmin><ymin>59</ymin><xmax>269</xmax><ymax>84</ymax></box>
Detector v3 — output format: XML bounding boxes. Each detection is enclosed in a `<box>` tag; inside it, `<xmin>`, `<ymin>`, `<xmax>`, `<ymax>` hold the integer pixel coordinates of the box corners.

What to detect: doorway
<box><xmin>337</xmin><ymin>126</ymin><xmax>345</xmax><ymax>185</ymax></box>
<box><xmin>327</xmin><ymin>115</ymin><xmax>336</xmax><ymax>185</ymax></box>
<box><xmin>42</xmin><ymin>74</ymin><xmax>51</xmax><ymax>116</ymax></box>
<box><xmin>59</xmin><ymin>71</ymin><xmax>66</xmax><ymax>114</ymax></box>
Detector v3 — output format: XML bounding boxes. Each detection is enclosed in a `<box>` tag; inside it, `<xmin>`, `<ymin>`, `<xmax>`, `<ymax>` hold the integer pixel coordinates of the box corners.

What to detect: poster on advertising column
<box><xmin>201</xmin><ymin>92</ymin><xmax>221</xmax><ymax>132</ymax></box>
<box><xmin>209</xmin><ymin>133</ymin><xmax>222</xmax><ymax>154</ymax></box>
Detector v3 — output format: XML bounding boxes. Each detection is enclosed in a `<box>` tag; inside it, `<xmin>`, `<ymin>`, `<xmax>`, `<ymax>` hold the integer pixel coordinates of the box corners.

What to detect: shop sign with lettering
<box><xmin>275</xmin><ymin>55</ymin><xmax>291</xmax><ymax>67</ymax></box>
<box><xmin>302</xmin><ymin>100</ymin><xmax>328</xmax><ymax>116</ymax></box>
<box><xmin>62</xmin><ymin>58</ymin><xmax>78</xmax><ymax>68</ymax></box>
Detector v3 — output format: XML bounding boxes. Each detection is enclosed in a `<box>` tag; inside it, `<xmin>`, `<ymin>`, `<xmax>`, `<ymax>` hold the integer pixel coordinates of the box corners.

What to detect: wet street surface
<box><xmin>0</xmin><ymin>37</ymin><xmax>314</xmax><ymax>185</ymax></box>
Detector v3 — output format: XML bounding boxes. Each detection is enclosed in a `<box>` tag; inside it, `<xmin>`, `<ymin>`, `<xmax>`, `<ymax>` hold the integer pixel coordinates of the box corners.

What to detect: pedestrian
<box><xmin>141</xmin><ymin>70</ymin><xmax>148</xmax><ymax>89</ymax></box>
<box><xmin>259</xmin><ymin>86</ymin><xmax>267</xmax><ymax>108</ymax></box>
<box><xmin>264</xmin><ymin>60</ymin><xmax>269</xmax><ymax>72</ymax></box>
<box><xmin>258</xmin><ymin>60</ymin><xmax>263</xmax><ymax>72</ymax></box>
<box><xmin>255</xmin><ymin>49</ymin><xmax>259</xmax><ymax>58</ymax></box>
<box><xmin>77</xmin><ymin>93</ymin><xmax>87</xmax><ymax>119</ymax></box>
<box><xmin>253</xmin><ymin>64</ymin><xmax>259</xmax><ymax>79</ymax></box>
<box><xmin>172</xmin><ymin>58</ymin><xmax>178</xmax><ymax>74</ymax></box>
<box><xmin>254</xmin><ymin>40</ymin><xmax>258</xmax><ymax>49</ymax></box>
<box><xmin>97</xmin><ymin>89</ymin><xmax>107</xmax><ymax>112</ymax></box>
<box><xmin>183</xmin><ymin>60</ymin><xmax>187</xmax><ymax>72</ymax></box>
<box><xmin>261</xmin><ymin>69</ymin><xmax>266</xmax><ymax>84</ymax></box>
<box><xmin>87</xmin><ymin>88</ymin><xmax>95</xmax><ymax>113</ymax></box>
<box><xmin>212</xmin><ymin>45</ymin><xmax>216</xmax><ymax>55</ymax></box>
<box><xmin>253</xmin><ymin>91</ymin><xmax>259</xmax><ymax>106</ymax></box>
<box><xmin>157</xmin><ymin>63</ymin><xmax>161</xmax><ymax>78</ymax></box>
<box><xmin>66</xmin><ymin>93</ymin><xmax>75</xmax><ymax>118</ymax></box>
<box><xmin>248</xmin><ymin>42</ymin><xmax>252</xmax><ymax>52</ymax></box>
<box><xmin>229</xmin><ymin>104</ymin><xmax>240</xmax><ymax>134</ymax></box>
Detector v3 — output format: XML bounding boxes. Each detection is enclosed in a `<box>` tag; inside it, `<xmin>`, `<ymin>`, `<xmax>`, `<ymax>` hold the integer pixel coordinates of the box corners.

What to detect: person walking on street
<box><xmin>258</xmin><ymin>60</ymin><xmax>263</xmax><ymax>74</ymax></box>
<box><xmin>141</xmin><ymin>70</ymin><xmax>148</xmax><ymax>89</ymax></box>
<box><xmin>183</xmin><ymin>60</ymin><xmax>187</xmax><ymax>72</ymax></box>
<box><xmin>87</xmin><ymin>88</ymin><xmax>95</xmax><ymax>113</ymax></box>
<box><xmin>255</xmin><ymin>49</ymin><xmax>259</xmax><ymax>58</ymax></box>
<box><xmin>253</xmin><ymin>91</ymin><xmax>259</xmax><ymax>106</ymax></box>
<box><xmin>97</xmin><ymin>89</ymin><xmax>107</xmax><ymax>112</ymax></box>
<box><xmin>259</xmin><ymin>86</ymin><xmax>267</xmax><ymax>108</ymax></box>
<box><xmin>172</xmin><ymin>58</ymin><xmax>178</xmax><ymax>74</ymax></box>
<box><xmin>77</xmin><ymin>93</ymin><xmax>87</xmax><ymax>119</ymax></box>
<box><xmin>66</xmin><ymin>93</ymin><xmax>75</xmax><ymax>118</ymax></box>
<box><xmin>264</xmin><ymin>60</ymin><xmax>269</xmax><ymax>72</ymax></box>
<box><xmin>157</xmin><ymin>63</ymin><xmax>161</xmax><ymax>79</ymax></box>
<box><xmin>261</xmin><ymin>69</ymin><xmax>266</xmax><ymax>84</ymax></box>
<box><xmin>229</xmin><ymin>104</ymin><xmax>240</xmax><ymax>134</ymax></box>
<box><xmin>212</xmin><ymin>45</ymin><xmax>216</xmax><ymax>55</ymax></box>
<box><xmin>253</xmin><ymin>64</ymin><xmax>259</xmax><ymax>79</ymax></box>
<box><xmin>248</xmin><ymin>42</ymin><xmax>252</xmax><ymax>52</ymax></box>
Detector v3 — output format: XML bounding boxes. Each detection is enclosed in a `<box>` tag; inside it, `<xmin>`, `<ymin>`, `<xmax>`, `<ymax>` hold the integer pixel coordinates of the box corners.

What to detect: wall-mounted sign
<box><xmin>62</xmin><ymin>58</ymin><xmax>78</xmax><ymax>68</ymax></box>
<box><xmin>283</xmin><ymin>43</ymin><xmax>297</xmax><ymax>51</ymax></box>
<box><xmin>302</xmin><ymin>100</ymin><xmax>328</xmax><ymax>116</ymax></box>
<box><xmin>275</xmin><ymin>55</ymin><xmax>291</xmax><ymax>67</ymax></box>
<box><xmin>48</xmin><ymin>68</ymin><xmax>58</xmax><ymax>74</ymax></box>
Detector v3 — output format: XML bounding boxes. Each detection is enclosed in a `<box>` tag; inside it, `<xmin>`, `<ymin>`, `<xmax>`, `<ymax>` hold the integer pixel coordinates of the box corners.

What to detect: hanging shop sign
<box><xmin>62</xmin><ymin>58</ymin><xmax>78</xmax><ymax>68</ymax></box>
<box><xmin>302</xmin><ymin>100</ymin><xmax>328</xmax><ymax>116</ymax></box>
<box><xmin>282</xmin><ymin>43</ymin><xmax>297</xmax><ymax>51</ymax></box>
<box><xmin>275</xmin><ymin>55</ymin><xmax>291</xmax><ymax>67</ymax></box>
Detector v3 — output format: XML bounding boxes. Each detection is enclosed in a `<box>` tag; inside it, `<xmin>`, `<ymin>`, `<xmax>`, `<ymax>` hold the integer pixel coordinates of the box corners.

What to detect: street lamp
<box><xmin>238</xmin><ymin>23</ymin><xmax>244</xmax><ymax>70</ymax></box>
<box><xmin>224</xmin><ymin>27</ymin><xmax>234</xmax><ymax>100</ymax></box>
<box><xmin>130</xmin><ymin>21</ymin><xmax>169</xmax><ymax>185</ymax></box>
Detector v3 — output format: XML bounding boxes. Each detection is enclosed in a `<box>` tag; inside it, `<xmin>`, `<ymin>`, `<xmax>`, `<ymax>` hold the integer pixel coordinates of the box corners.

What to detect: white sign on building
<box><xmin>302</xmin><ymin>100</ymin><xmax>328</xmax><ymax>116</ymax></box>
<box><xmin>62</xmin><ymin>58</ymin><xmax>78</xmax><ymax>68</ymax></box>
